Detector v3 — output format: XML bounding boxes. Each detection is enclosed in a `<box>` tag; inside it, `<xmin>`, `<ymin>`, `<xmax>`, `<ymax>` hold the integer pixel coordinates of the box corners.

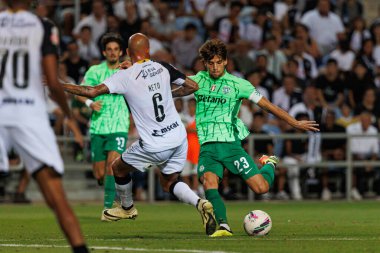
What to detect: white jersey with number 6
<box><xmin>103</xmin><ymin>60</ymin><xmax>187</xmax><ymax>152</ymax></box>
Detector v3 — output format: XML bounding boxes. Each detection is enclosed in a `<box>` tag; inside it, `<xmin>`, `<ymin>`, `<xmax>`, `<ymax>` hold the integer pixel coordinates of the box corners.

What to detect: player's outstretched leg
<box><xmin>35</xmin><ymin>167</ymin><xmax>89</xmax><ymax>253</ymax></box>
<box><xmin>160</xmin><ymin>173</ymin><xmax>216</xmax><ymax>235</ymax></box>
<box><xmin>103</xmin><ymin>157</ymin><xmax>138</xmax><ymax>221</ymax></box>
<box><xmin>202</xmin><ymin>172</ymin><xmax>232</xmax><ymax>237</ymax></box>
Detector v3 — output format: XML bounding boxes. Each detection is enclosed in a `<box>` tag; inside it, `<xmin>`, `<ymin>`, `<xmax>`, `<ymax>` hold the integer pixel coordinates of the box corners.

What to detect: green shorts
<box><xmin>197</xmin><ymin>141</ymin><xmax>259</xmax><ymax>181</ymax></box>
<box><xmin>90</xmin><ymin>133</ymin><xmax>128</xmax><ymax>162</ymax></box>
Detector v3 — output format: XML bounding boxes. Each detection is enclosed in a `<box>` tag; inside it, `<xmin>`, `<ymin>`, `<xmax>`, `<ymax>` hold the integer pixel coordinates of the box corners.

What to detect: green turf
<box><xmin>0</xmin><ymin>201</ymin><xmax>379</xmax><ymax>253</ymax></box>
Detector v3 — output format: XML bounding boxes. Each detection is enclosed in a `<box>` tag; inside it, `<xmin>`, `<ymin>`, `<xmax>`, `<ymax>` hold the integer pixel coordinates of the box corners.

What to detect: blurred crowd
<box><xmin>1</xmin><ymin>0</ymin><xmax>380</xmax><ymax>202</ymax></box>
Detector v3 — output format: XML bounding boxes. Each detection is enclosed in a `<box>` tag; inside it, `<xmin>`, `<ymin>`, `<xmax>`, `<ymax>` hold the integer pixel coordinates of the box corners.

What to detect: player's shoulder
<box><xmin>87</xmin><ymin>61</ymin><xmax>107</xmax><ymax>72</ymax></box>
<box><xmin>190</xmin><ymin>71</ymin><xmax>207</xmax><ymax>79</ymax></box>
<box><xmin>225</xmin><ymin>72</ymin><xmax>250</xmax><ymax>85</ymax></box>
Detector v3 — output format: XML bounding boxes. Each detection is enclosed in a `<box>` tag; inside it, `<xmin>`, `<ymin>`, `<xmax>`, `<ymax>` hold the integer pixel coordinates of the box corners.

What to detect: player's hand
<box><xmin>119</xmin><ymin>59</ymin><xmax>132</xmax><ymax>69</ymax></box>
<box><xmin>293</xmin><ymin>120</ymin><xmax>319</xmax><ymax>132</ymax></box>
<box><xmin>90</xmin><ymin>100</ymin><xmax>102</xmax><ymax>112</ymax></box>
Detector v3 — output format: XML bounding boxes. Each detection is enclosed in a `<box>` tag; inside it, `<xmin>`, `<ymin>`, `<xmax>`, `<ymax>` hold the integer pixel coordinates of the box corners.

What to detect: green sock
<box><xmin>260</xmin><ymin>164</ymin><xmax>275</xmax><ymax>187</ymax></box>
<box><xmin>104</xmin><ymin>175</ymin><xmax>116</xmax><ymax>209</ymax></box>
<box><xmin>205</xmin><ymin>189</ymin><xmax>228</xmax><ymax>225</ymax></box>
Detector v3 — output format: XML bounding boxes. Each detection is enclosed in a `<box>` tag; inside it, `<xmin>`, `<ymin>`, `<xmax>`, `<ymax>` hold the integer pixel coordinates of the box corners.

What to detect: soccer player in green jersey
<box><xmin>75</xmin><ymin>33</ymin><xmax>130</xmax><ymax>221</ymax></box>
<box><xmin>180</xmin><ymin>39</ymin><xmax>319</xmax><ymax>237</ymax></box>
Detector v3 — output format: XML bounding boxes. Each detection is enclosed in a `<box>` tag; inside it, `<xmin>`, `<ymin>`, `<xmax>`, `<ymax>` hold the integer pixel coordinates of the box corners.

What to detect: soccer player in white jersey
<box><xmin>0</xmin><ymin>1</ymin><xmax>89</xmax><ymax>252</ymax></box>
<box><xmin>62</xmin><ymin>33</ymin><xmax>217</xmax><ymax>235</ymax></box>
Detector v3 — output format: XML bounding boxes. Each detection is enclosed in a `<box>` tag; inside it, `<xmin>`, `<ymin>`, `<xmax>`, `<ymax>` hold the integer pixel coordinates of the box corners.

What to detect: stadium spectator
<box><xmin>348</xmin><ymin>17</ymin><xmax>371</xmax><ymax>53</ymax></box>
<box><xmin>371</xmin><ymin>23</ymin><xmax>380</xmax><ymax>66</ymax></box>
<box><xmin>63</xmin><ymin>41</ymin><xmax>89</xmax><ymax>84</ymax></box>
<box><xmin>340</xmin><ymin>0</ymin><xmax>363</xmax><ymax>25</ymax></box>
<box><xmin>281</xmin><ymin>113</ymin><xmax>310</xmax><ymax>200</ymax></box>
<box><xmin>289</xmin><ymin>85</ymin><xmax>324</xmax><ymax>124</ymax></box>
<box><xmin>315</xmin><ymin>59</ymin><xmax>344</xmax><ymax>109</ymax></box>
<box><xmin>272</xmin><ymin>75</ymin><xmax>303</xmax><ymax>112</ymax></box>
<box><xmin>336</xmin><ymin>103</ymin><xmax>358</xmax><ymax>128</ymax></box>
<box><xmin>347</xmin><ymin>111</ymin><xmax>379</xmax><ymax>200</ymax></box>
<box><xmin>139</xmin><ymin>20</ymin><xmax>165</xmax><ymax>56</ymax></box>
<box><xmin>256</xmin><ymin>35</ymin><xmax>287</xmax><ymax>80</ymax></box>
<box><xmin>320</xmin><ymin>110</ymin><xmax>346</xmax><ymax>200</ymax></box>
<box><xmin>290</xmin><ymin>35</ymin><xmax>318</xmax><ymax>83</ymax></box>
<box><xmin>347</xmin><ymin>62</ymin><xmax>375</xmax><ymax>109</ymax></box>
<box><xmin>353</xmin><ymin>88</ymin><xmax>380</xmax><ymax>121</ymax></box>
<box><xmin>113</xmin><ymin>0</ymin><xmax>158</xmax><ymax>21</ymax></box>
<box><xmin>355</xmin><ymin>38</ymin><xmax>376</xmax><ymax>76</ymax></box>
<box><xmin>329</xmin><ymin>37</ymin><xmax>355</xmax><ymax>73</ymax></box>
<box><xmin>246</xmin><ymin>71</ymin><xmax>269</xmax><ymax>99</ymax></box>
<box><xmin>119</xmin><ymin>1</ymin><xmax>142</xmax><ymax>44</ymax></box>
<box><xmin>77</xmin><ymin>26</ymin><xmax>101</xmax><ymax>63</ymax></box>
<box><xmin>150</xmin><ymin>1</ymin><xmax>177</xmax><ymax>45</ymax></box>
<box><xmin>217</xmin><ymin>1</ymin><xmax>244</xmax><ymax>45</ymax></box>
<box><xmin>246</xmin><ymin>111</ymin><xmax>274</xmax><ymax>200</ymax></box>
<box><xmin>293</xmin><ymin>23</ymin><xmax>321</xmax><ymax>60</ymax></box>
<box><xmin>274</xmin><ymin>0</ymin><xmax>300</xmax><ymax>25</ymax></box>
<box><xmin>301</xmin><ymin>0</ymin><xmax>344</xmax><ymax>56</ymax></box>
<box><xmin>254</xmin><ymin>54</ymin><xmax>279</xmax><ymax>97</ymax></box>
<box><xmin>172</xmin><ymin>23</ymin><xmax>203</xmax><ymax>69</ymax></box>
<box><xmin>282</xmin><ymin>58</ymin><xmax>306</xmax><ymax>88</ymax></box>
<box><xmin>231</xmin><ymin>40</ymin><xmax>256</xmax><ymax>75</ymax></box>
<box><xmin>73</xmin><ymin>0</ymin><xmax>107</xmax><ymax>45</ymax></box>
<box><xmin>203</xmin><ymin>0</ymin><xmax>230</xmax><ymax>28</ymax></box>
<box><xmin>248</xmin><ymin>112</ymin><xmax>274</xmax><ymax>158</ymax></box>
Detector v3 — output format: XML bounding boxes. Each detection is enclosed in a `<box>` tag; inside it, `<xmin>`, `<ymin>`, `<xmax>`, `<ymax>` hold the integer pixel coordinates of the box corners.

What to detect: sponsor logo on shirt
<box><xmin>222</xmin><ymin>86</ymin><xmax>231</xmax><ymax>94</ymax></box>
<box><xmin>136</xmin><ymin>67</ymin><xmax>163</xmax><ymax>80</ymax></box>
<box><xmin>151</xmin><ymin>121</ymin><xmax>179</xmax><ymax>137</ymax></box>
<box><xmin>197</xmin><ymin>94</ymin><xmax>226</xmax><ymax>104</ymax></box>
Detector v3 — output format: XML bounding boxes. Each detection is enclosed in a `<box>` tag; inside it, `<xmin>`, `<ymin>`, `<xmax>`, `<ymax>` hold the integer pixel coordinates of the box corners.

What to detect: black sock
<box><xmin>72</xmin><ymin>245</ymin><xmax>89</xmax><ymax>253</ymax></box>
<box><xmin>114</xmin><ymin>173</ymin><xmax>132</xmax><ymax>185</ymax></box>
<box><xmin>122</xmin><ymin>204</ymin><xmax>134</xmax><ymax>210</ymax></box>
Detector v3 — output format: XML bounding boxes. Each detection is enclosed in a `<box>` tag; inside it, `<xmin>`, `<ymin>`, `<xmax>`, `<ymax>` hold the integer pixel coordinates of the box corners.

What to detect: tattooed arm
<box><xmin>172</xmin><ymin>77</ymin><xmax>199</xmax><ymax>97</ymax></box>
<box><xmin>62</xmin><ymin>83</ymin><xmax>110</xmax><ymax>98</ymax></box>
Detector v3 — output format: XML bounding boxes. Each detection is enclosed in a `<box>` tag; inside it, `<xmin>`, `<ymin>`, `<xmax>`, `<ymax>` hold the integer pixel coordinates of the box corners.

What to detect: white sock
<box><xmin>220</xmin><ymin>223</ymin><xmax>231</xmax><ymax>231</ymax></box>
<box><xmin>115</xmin><ymin>181</ymin><xmax>133</xmax><ymax>208</ymax></box>
<box><xmin>173</xmin><ymin>182</ymin><xmax>199</xmax><ymax>206</ymax></box>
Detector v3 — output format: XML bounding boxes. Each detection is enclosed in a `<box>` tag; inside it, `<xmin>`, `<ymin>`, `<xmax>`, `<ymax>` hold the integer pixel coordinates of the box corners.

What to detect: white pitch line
<box><xmin>0</xmin><ymin>244</ymin><xmax>235</xmax><ymax>253</ymax></box>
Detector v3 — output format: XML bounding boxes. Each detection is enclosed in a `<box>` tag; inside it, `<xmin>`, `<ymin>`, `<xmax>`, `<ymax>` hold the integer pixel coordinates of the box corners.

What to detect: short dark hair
<box><xmin>199</xmin><ymin>39</ymin><xmax>227</xmax><ymax>62</ymax></box>
<box><xmin>295</xmin><ymin>112</ymin><xmax>309</xmax><ymax>120</ymax></box>
<box><xmin>326</xmin><ymin>58</ymin><xmax>338</xmax><ymax>65</ymax></box>
<box><xmin>80</xmin><ymin>25</ymin><xmax>92</xmax><ymax>33</ymax></box>
<box><xmin>184</xmin><ymin>23</ymin><xmax>197</xmax><ymax>31</ymax></box>
<box><xmin>101</xmin><ymin>33</ymin><xmax>123</xmax><ymax>51</ymax></box>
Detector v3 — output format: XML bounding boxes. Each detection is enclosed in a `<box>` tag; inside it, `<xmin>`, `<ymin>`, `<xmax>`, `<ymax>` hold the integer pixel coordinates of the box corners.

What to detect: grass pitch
<box><xmin>0</xmin><ymin>201</ymin><xmax>379</xmax><ymax>253</ymax></box>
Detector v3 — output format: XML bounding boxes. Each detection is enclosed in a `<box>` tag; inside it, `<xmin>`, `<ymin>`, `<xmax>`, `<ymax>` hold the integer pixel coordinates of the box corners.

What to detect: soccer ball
<box><xmin>243</xmin><ymin>210</ymin><xmax>272</xmax><ymax>236</ymax></box>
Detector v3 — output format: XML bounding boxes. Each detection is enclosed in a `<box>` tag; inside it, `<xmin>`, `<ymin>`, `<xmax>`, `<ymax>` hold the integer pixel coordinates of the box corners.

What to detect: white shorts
<box><xmin>0</xmin><ymin>124</ymin><xmax>64</xmax><ymax>176</ymax></box>
<box><xmin>181</xmin><ymin>161</ymin><xmax>197</xmax><ymax>177</ymax></box>
<box><xmin>121</xmin><ymin>138</ymin><xmax>188</xmax><ymax>175</ymax></box>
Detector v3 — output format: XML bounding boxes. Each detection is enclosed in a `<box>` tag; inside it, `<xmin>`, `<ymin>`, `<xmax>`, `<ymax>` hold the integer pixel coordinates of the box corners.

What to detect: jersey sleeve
<box><xmin>159</xmin><ymin>61</ymin><xmax>186</xmax><ymax>85</ymax></box>
<box><xmin>239</xmin><ymin>79</ymin><xmax>263</xmax><ymax>103</ymax></box>
<box><xmin>40</xmin><ymin>18</ymin><xmax>59</xmax><ymax>57</ymax></box>
<box><xmin>102</xmin><ymin>70</ymin><xmax>128</xmax><ymax>94</ymax></box>
<box><xmin>82</xmin><ymin>67</ymin><xmax>98</xmax><ymax>86</ymax></box>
